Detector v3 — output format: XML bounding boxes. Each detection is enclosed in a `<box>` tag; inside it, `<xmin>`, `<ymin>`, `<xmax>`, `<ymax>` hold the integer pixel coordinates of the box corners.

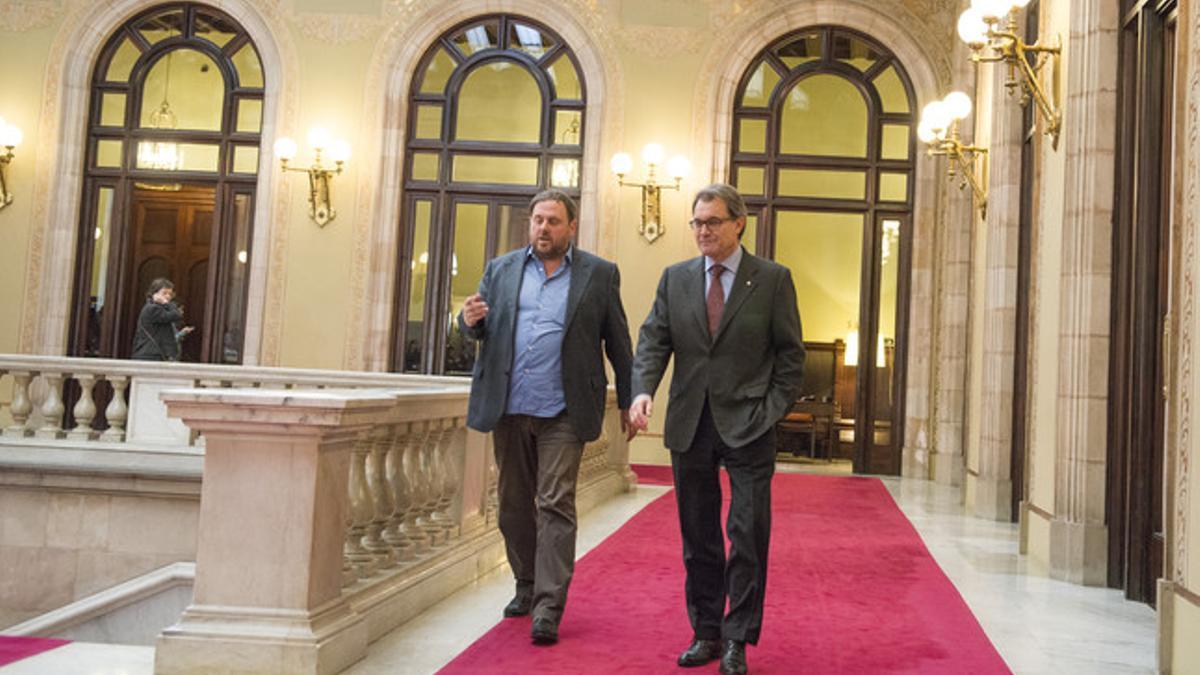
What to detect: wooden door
<box><xmin>122</xmin><ymin>186</ymin><xmax>216</xmax><ymax>362</ymax></box>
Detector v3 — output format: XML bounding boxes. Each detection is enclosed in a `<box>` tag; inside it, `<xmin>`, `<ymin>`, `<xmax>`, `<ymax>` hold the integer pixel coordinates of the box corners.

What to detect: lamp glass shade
<box><xmin>329</xmin><ymin>140</ymin><xmax>351</xmax><ymax>163</ymax></box>
<box><xmin>306</xmin><ymin>126</ymin><xmax>331</xmax><ymax>151</ymax></box>
<box><xmin>667</xmin><ymin>155</ymin><xmax>690</xmax><ymax>180</ymax></box>
<box><xmin>641</xmin><ymin>143</ymin><xmax>665</xmax><ymax>166</ymax></box>
<box><xmin>845</xmin><ymin>329</ymin><xmax>859</xmax><ymax>367</ymax></box>
<box><xmin>274</xmin><ymin>137</ymin><xmax>298</xmax><ymax>160</ymax></box>
<box><xmin>957</xmin><ymin>9</ymin><xmax>989</xmax><ymax>46</ymax></box>
<box><xmin>916</xmin><ymin>121</ymin><xmax>937</xmax><ymax>144</ymax></box>
<box><xmin>921</xmin><ymin>101</ymin><xmax>951</xmax><ymax>132</ymax></box>
<box><xmin>0</xmin><ymin>123</ymin><xmax>23</xmax><ymax>148</ymax></box>
<box><xmin>970</xmin><ymin>0</ymin><xmax>1011</xmax><ymax>21</ymax></box>
<box><xmin>943</xmin><ymin>91</ymin><xmax>973</xmax><ymax>120</ymax></box>
<box><xmin>610</xmin><ymin>152</ymin><xmax>633</xmax><ymax>175</ymax></box>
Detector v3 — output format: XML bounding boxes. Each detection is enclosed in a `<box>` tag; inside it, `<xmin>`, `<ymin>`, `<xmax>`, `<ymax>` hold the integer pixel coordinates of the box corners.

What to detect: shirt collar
<box><xmin>705</xmin><ymin>245</ymin><xmax>743</xmax><ymax>276</ymax></box>
<box><xmin>525</xmin><ymin>244</ymin><xmax>574</xmax><ymax>265</ymax></box>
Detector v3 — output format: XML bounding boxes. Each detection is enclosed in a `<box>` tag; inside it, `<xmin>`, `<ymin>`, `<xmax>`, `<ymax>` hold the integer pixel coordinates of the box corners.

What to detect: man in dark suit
<box><xmin>458</xmin><ymin>189</ymin><xmax>634</xmax><ymax>645</ymax></box>
<box><xmin>630</xmin><ymin>183</ymin><xmax>804</xmax><ymax>675</ymax></box>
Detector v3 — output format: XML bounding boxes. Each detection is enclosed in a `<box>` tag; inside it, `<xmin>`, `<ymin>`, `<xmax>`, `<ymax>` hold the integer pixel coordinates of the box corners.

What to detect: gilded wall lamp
<box><xmin>610</xmin><ymin>143</ymin><xmax>690</xmax><ymax>244</ymax></box>
<box><xmin>274</xmin><ymin>127</ymin><xmax>350</xmax><ymax>227</ymax></box>
<box><xmin>958</xmin><ymin>0</ymin><xmax>1062</xmax><ymax>148</ymax></box>
<box><xmin>0</xmin><ymin>118</ymin><xmax>24</xmax><ymax>211</ymax></box>
<box><xmin>919</xmin><ymin>92</ymin><xmax>989</xmax><ymax>220</ymax></box>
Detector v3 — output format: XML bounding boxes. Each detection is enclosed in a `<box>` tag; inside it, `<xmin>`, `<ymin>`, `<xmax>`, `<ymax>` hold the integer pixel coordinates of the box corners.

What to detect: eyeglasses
<box><xmin>688</xmin><ymin>216</ymin><xmax>736</xmax><ymax>231</ymax></box>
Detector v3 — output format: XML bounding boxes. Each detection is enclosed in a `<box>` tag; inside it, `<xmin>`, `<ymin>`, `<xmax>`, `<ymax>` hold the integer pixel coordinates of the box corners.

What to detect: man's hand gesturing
<box><xmin>462</xmin><ymin>293</ymin><xmax>489</xmax><ymax>327</ymax></box>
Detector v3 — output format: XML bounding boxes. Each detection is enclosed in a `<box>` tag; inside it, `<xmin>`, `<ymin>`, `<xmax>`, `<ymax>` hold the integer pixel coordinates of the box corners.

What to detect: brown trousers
<box><xmin>493</xmin><ymin>413</ymin><xmax>584</xmax><ymax>623</ymax></box>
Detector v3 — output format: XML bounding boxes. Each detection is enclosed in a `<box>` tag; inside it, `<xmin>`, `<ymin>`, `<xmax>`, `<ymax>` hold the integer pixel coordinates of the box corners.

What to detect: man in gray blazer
<box><xmin>458</xmin><ymin>189</ymin><xmax>634</xmax><ymax>646</ymax></box>
<box><xmin>630</xmin><ymin>183</ymin><xmax>804</xmax><ymax>675</ymax></box>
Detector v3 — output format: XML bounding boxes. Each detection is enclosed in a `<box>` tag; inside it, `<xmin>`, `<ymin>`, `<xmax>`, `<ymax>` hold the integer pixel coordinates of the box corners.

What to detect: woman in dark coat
<box><xmin>131</xmin><ymin>278</ymin><xmax>191</xmax><ymax>361</ymax></box>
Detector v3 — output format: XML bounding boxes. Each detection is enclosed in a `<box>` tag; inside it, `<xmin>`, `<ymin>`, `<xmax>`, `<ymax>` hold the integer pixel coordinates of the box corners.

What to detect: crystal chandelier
<box><xmin>137</xmin><ymin>51</ymin><xmax>182</xmax><ymax>171</ymax></box>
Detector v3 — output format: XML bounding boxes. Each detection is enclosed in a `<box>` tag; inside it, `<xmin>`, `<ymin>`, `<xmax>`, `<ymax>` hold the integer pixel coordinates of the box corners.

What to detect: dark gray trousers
<box><xmin>671</xmin><ymin>402</ymin><xmax>775</xmax><ymax>644</ymax></box>
<box><xmin>493</xmin><ymin>413</ymin><xmax>584</xmax><ymax>623</ymax></box>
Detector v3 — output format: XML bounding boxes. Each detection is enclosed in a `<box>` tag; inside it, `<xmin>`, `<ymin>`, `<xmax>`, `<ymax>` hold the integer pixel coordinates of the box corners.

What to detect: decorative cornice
<box><xmin>290</xmin><ymin>13</ymin><xmax>384</xmax><ymax>44</ymax></box>
<box><xmin>0</xmin><ymin>1</ymin><xmax>62</xmax><ymax>32</ymax></box>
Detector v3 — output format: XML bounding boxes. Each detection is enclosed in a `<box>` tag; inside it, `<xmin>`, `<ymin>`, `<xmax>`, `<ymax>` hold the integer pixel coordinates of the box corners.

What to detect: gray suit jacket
<box><xmin>632</xmin><ymin>248</ymin><xmax>805</xmax><ymax>451</ymax></box>
<box><xmin>458</xmin><ymin>247</ymin><xmax>633</xmax><ymax>443</ymax></box>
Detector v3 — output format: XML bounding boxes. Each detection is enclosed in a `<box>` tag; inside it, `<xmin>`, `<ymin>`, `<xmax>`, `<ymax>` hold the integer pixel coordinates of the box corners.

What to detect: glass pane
<box><xmin>414</xmin><ymin>104</ymin><xmax>443</xmax><ymax>139</ymax></box>
<box><xmin>497</xmin><ymin>202</ymin><xmax>530</xmax><ymax>254</ymax></box>
<box><xmin>833</xmin><ymin>33</ymin><xmax>881</xmax><ymax>71</ymax></box>
<box><xmin>881</xmin><ymin>124</ymin><xmax>910</xmax><ymax>160</ymax></box>
<box><xmin>738</xmin><ymin>118</ymin><xmax>767</xmax><ymax>153</ymax></box>
<box><xmin>778</xmin><ymin>168</ymin><xmax>865</xmax><ymax>200</ymax></box>
<box><xmin>550</xmin><ymin>158</ymin><xmax>579</xmax><ymax>188</ymax></box>
<box><xmin>873</xmin><ymin>65</ymin><xmax>910</xmax><ymax>114</ymax></box>
<box><xmin>236</xmin><ymin>98</ymin><xmax>262</xmax><ymax>133</ymax></box>
<box><xmin>510</xmin><ymin>22</ymin><xmax>556</xmax><ymax>59</ymax></box>
<box><xmin>86</xmin><ymin>187</ymin><xmax>116</xmax><ymax>356</ymax></box>
<box><xmin>546</xmin><ymin>54</ymin><xmax>581</xmax><ymax>100</ymax></box>
<box><xmin>776</xmin><ymin>31</ymin><xmax>821</xmax><ymax>70</ymax></box>
<box><xmin>411</xmin><ymin>152</ymin><xmax>440</xmax><ymax>181</ymax></box>
<box><xmin>554</xmin><ymin>110</ymin><xmax>581</xmax><ymax>145</ymax></box>
<box><xmin>96</xmin><ymin>139</ymin><xmax>123</xmax><ymax>168</ymax></box>
<box><xmin>136</xmin><ymin>142</ymin><xmax>219</xmax><ymax>171</ymax></box>
<box><xmin>136</xmin><ymin>9</ymin><xmax>184</xmax><ymax>45</ymax></box>
<box><xmin>451</xmin><ymin>155</ymin><xmax>539</xmax><ymax>185</ymax></box>
<box><xmin>445</xmin><ymin>202</ymin><xmax>489</xmax><ymax>373</ymax></box>
<box><xmin>232</xmin><ymin>43</ymin><xmax>263</xmax><ymax>88</ymax></box>
<box><xmin>774</xmin><ymin>210</ymin><xmax>864</xmax><ymax>343</ymax></box>
<box><xmin>404</xmin><ymin>200</ymin><xmax>434</xmax><ymax>372</ymax></box>
<box><xmin>450</xmin><ymin>21</ymin><xmax>499</xmax><ymax>57</ymax></box>
<box><xmin>735</xmin><ymin>166</ymin><xmax>765</xmax><ymax>195</ymax></box>
<box><xmin>220</xmin><ymin>193</ymin><xmax>253</xmax><ymax>363</ymax></box>
<box><xmin>455</xmin><ymin>61</ymin><xmax>542</xmax><ymax>143</ymax></box>
<box><xmin>231</xmin><ymin>145</ymin><xmax>259</xmax><ymax>174</ymax></box>
<box><xmin>740</xmin><ymin>60</ymin><xmax>781</xmax><ymax>108</ymax></box>
<box><xmin>780</xmin><ymin>74</ymin><xmax>868</xmax><ymax>157</ymax></box>
<box><xmin>743</xmin><ymin>213</ymin><xmax>758</xmax><ymax>256</ymax></box>
<box><xmin>140</xmin><ymin>49</ymin><xmax>224</xmax><ymax>132</ymax></box>
<box><xmin>195</xmin><ymin>11</ymin><xmax>239</xmax><ymax>49</ymax></box>
<box><xmin>419</xmin><ymin>47</ymin><xmax>457</xmax><ymax>95</ymax></box>
<box><xmin>100</xmin><ymin>92</ymin><xmax>126</xmax><ymax>127</ymax></box>
<box><xmin>106</xmin><ymin>36</ymin><xmax>141</xmax><ymax>83</ymax></box>
<box><xmin>873</xmin><ymin>218</ymin><xmax>902</xmax><ymax>455</ymax></box>
<box><xmin>879</xmin><ymin>172</ymin><xmax>908</xmax><ymax>201</ymax></box>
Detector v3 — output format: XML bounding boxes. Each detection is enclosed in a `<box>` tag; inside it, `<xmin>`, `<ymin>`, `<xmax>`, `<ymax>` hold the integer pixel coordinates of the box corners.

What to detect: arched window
<box><xmin>390</xmin><ymin>15</ymin><xmax>585</xmax><ymax>375</ymax></box>
<box><xmin>731</xmin><ymin>27</ymin><xmax>915</xmax><ymax>474</ymax></box>
<box><xmin>71</xmin><ymin>3</ymin><xmax>264</xmax><ymax>364</ymax></box>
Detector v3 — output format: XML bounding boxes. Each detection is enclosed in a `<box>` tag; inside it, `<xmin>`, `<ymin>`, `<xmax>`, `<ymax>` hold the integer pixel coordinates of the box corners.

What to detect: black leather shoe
<box><xmin>677</xmin><ymin>638</ymin><xmax>722</xmax><ymax>667</ymax></box>
<box><xmin>503</xmin><ymin>594</ymin><xmax>532</xmax><ymax>617</ymax></box>
<box><xmin>719</xmin><ymin>640</ymin><xmax>747</xmax><ymax>675</ymax></box>
<box><xmin>530</xmin><ymin>617</ymin><xmax>558</xmax><ymax>645</ymax></box>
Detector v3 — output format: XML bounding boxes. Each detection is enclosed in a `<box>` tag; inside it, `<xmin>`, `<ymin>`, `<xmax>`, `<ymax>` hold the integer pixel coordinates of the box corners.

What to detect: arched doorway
<box><xmin>730</xmin><ymin>26</ymin><xmax>916</xmax><ymax>474</ymax></box>
<box><xmin>389</xmin><ymin>15</ymin><xmax>586</xmax><ymax>375</ymax></box>
<box><xmin>69</xmin><ymin>2</ymin><xmax>265</xmax><ymax>364</ymax></box>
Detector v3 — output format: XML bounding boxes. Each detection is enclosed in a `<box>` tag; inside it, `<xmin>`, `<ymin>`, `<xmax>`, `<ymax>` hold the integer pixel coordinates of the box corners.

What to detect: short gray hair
<box><xmin>530</xmin><ymin>189</ymin><xmax>578</xmax><ymax>223</ymax></box>
<box><xmin>692</xmin><ymin>183</ymin><xmax>747</xmax><ymax>221</ymax></box>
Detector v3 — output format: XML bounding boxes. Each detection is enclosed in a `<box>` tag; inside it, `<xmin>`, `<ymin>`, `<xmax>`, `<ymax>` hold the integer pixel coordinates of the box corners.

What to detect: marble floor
<box><xmin>0</xmin><ymin>466</ymin><xmax>1158</xmax><ymax>675</ymax></box>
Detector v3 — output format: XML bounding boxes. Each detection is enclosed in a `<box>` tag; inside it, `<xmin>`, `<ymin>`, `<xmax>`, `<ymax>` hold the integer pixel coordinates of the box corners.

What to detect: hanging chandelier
<box><xmin>138</xmin><ymin>51</ymin><xmax>182</xmax><ymax>171</ymax></box>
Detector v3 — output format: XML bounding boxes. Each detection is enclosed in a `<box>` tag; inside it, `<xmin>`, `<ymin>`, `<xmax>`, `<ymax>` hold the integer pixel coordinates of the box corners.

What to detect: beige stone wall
<box><xmin>0</xmin><ymin>476</ymin><xmax>199</xmax><ymax>628</ymax></box>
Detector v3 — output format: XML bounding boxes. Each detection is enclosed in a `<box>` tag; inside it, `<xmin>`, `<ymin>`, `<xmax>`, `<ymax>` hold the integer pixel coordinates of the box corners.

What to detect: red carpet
<box><xmin>440</xmin><ymin>473</ymin><xmax>1009</xmax><ymax>674</ymax></box>
<box><xmin>0</xmin><ymin>637</ymin><xmax>69</xmax><ymax>666</ymax></box>
<box><xmin>631</xmin><ymin>463</ymin><xmax>673</xmax><ymax>485</ymax></box>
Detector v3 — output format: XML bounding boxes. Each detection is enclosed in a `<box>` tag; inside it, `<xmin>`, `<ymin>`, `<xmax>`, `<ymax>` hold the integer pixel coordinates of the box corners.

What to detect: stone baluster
<box><xmin>3</xmin><ymin>371</ymin><xmax>34</xmax><ymax>438</ymax></box>
<box><xmin>34</xmin><ymin>372</ymin><xmax>67</xmax><ymax>440</ymax></box>
<box><xmin>399</xmin><ymin>423</ymin><xmax>431</xmax><ymax>555</ymax></box>
<box><xmin>361</xmin><ymin>424</ymin><xmax>397</xmax><ymax>568</ymax></box>
<box><xmin>68</xmin><ymin>374</ymin><xmax>101</xmax><ymax>441</ymax></box>
<box><xmin>417</xmin><ymin>420</ymin><xmax>448</xmax><ymax>547</ymax></box>
<box><xmin>382</xmin><ymin>422</ymin><xmax>416</xmax><ymax>562</ymax></box>
<box><xmin>344</xmin><ymin>432</ymin><xmax>378</xmax><ymax>580</ymax></box>
<box><xmin>431</xmin><ymin>420</ymin><xmax>465</xmax><ymax>541</ymax></box>
<box><xmin>100</xmin><ymin>376</ymin><xmax>128</xmax><ymax>442</ymax></box>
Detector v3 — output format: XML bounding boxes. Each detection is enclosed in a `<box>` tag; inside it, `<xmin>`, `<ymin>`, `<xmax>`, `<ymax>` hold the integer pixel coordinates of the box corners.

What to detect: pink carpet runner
<box><xmin>0</xmin><ymin>637</ymin><xmax>69</xmax><ymax>667</ymax></box>
<box><xmin>440</xmin><ymin>472</ymin><xmax>1010</xmax><ymax>674</ymax></box>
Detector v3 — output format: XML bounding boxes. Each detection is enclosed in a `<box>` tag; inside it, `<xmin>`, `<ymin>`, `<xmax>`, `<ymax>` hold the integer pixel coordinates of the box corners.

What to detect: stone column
<box><xmin>155</xmin><ymin>388</ymin><xmax>397</xmax><ymax>675</ymax></box>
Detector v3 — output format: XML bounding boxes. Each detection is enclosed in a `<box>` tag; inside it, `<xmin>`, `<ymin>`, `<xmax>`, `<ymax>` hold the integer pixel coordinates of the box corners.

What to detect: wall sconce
<box><xmin>919</xmin><ymin>92</ymin><xmax>989</xmax><ymax>221</ymax></box>
<box><xmin>0</xmin><ymin>117</ymin><xmax>24</xmax><ymax>211</ymax></box>
<box><xmin>610</xmin><ymin>143</ymin><xmax>690</xmax><ymax>244</ymax></box>
<box><xmin>958</xmin><ymin>0</ymin><xmax>1061</xmax><ymax>148</ymax></box>
<box><xmin>274</xmin><ymin>127</ymin><xmax>350</xmax><ymax>227</ymax></box>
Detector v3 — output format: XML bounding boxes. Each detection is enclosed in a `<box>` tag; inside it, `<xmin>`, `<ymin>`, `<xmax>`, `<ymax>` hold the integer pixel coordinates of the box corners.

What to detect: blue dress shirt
<box><xmin>704</xmin><ymin>245</ymin><xmax>744</xmax><ymax>302</ymax></box>
<box><xmin>506</xmin><ymin>246</ymin><xmax>572</xmax><ymax>417</ymax></box>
